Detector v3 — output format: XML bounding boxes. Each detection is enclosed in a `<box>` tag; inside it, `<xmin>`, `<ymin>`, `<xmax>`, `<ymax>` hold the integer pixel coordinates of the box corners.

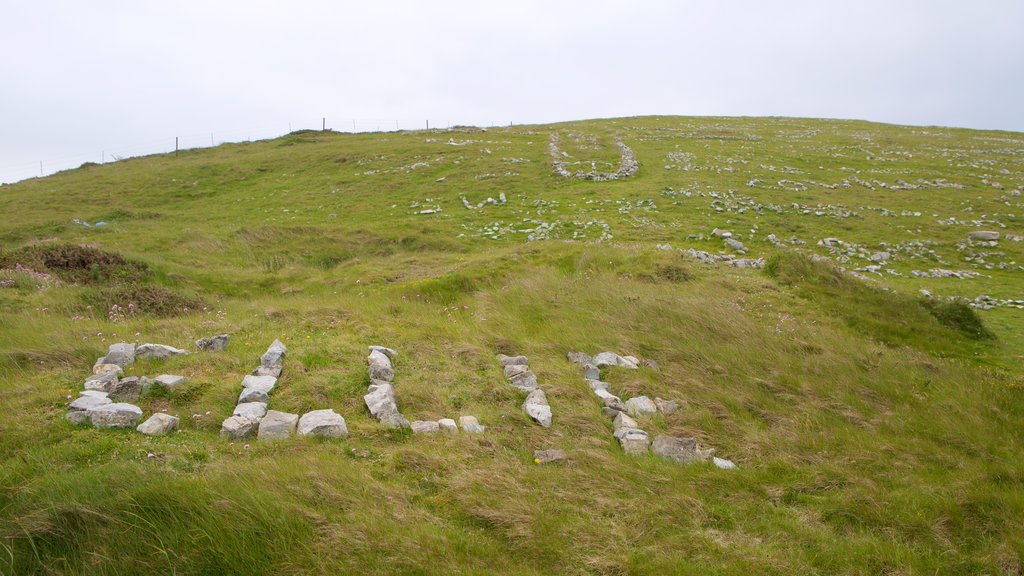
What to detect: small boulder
<box><xmin>153</xmin><ymin>374</ymin><xmax>187</xmax><ymax>390</ymax></box>
<box><xmin>411</xmin><ymin>420</ymin><xmax>440</xmax><ymax>434</ymax></box>
<box><xmin>136</xmin><ymin>343</ymin><xmax>188</xmax><ymax>360</ymax></box>
<box><xmin>612</xmin><ymin>411</ymin><xmax>638</xmax><ymax>431</ymax></box>
<box><xmin>377</xmin><ymin>406</ymin><xmax>410</xmax><ymax>429</ymax></box>
<box><xmin>496</xmin><ymin>354</ymin><xmax>529</xmax><ymax>366</ymax></box>
<box><xmin>618</xmin><ymin>355</ymin><xmax>640</xmax><ymax>369</ymax></box>
<box><xmin>241</xmin><ymin>375</ymin><xmax>277</xmax><ymax>394</ymax></box>
<box><xmin>368</xmin><ymin>350</ymin><xmax>393</xmax><ymax>369</ymax></box>
<box><xmin>260</xmin><ymin>340</ymin><xmax>287</xmax><ymax>369</ymax></box>
<box><xmin>221</xmin><ymin>416</ymin><xmax>258</xmax><ymax>440</ymax></box>
<box><xmin>459</xmin><ymin>415</ymin><xmax>485</xmax><ymax>433</ymax></box>
<box><xmin>103</xmin><ymin>343</ymin><xmax>136</xmax><ymax>367</ymax></box>
<box><xmin>257</xmin><ymin>410</ymin><xmax>298</xmax><ymax>440</ymax></box>
<box><xmin>238</xmin><ymin>387</ymin><xmax>269</xmax><ymax>404</ymax></box>
<box><xmin>592</xmin><ymin>352</ymin><xmax>620</xmax><ymax>367</ymax></box>
<box><xmin>297</xmin><ymin>409</ymin><xmax>348</xmax><ymax>438</ymax></box>
<box><xmin>566</xmin><ymin>351</ymin><xmax>591</xmax><ymax>365</ymax></box>
<box><xmin>523</xmin><ymin>403</ymin><xmax>552</xmax><ymax>427</ymax></box>
<box><xmin>364</xmin><ymin>384</ymin><xmax>398</xmax><ymax>417</ymax></box>
<box><xmin>368</xmin><ymin>345</ymin><xmax>396</xmax><ymax>358</ymax></box>
<box><xmin>581</xmin><ymin>363</ymin><xmax>600</xmax><ymax>380</ymax></box>
<box><xmin>252</xmin><ymin>365</ymin><xmax>283</xmax><ymax>378</ymax></box>
<box><xmin>713</xmin><ymin>457</ymin><xmax>737</xmax><ymax>469</ymax></box>
<box><xmin>533</xmin><ymin>449</ymin><xmax>567</xmax><ymax>464</ymax></box>
<box><xmin>651</xmin><ymin>435</ymin><xmax>712</xmax><ymax>463</ymax></box>
<box><xmin>969</xmin><ymin>231</ymin><xmax>1000</xmax><ymax>241</ymax></box>
<box><xmin>108</xmin><ymin>376</ymin><xmax>141</xmax><ymax>402</ymax></box>
<box><xmin>625</xmin><ymin>396</ymin><xmax>657</xmax><ymax>417</ymax></box>
<box><xmin>136</xmin><ymin>413</ymin><xmax>179</xmax><ymax>435</ymax></box>
<box><xmin>655</xmin><ymin>397</ymin><xmax>679</xmax><ymax>415</ymax></box>
<box><xmin>586</xmin><ymin>379</ymin><xmax>609</xmax><ymax>392</ymax></box>
<box><xmin>233</xmin><ymin>402</ymin><xmax>268</xmax><ymax>421</ymax></box>
<box><xmin>368</xmin><ymin>363</ymin><xmax>395</xmax><ymax>382</ymax></box>
<box><xmin>618</xmin><ymin>429</ymin><xmax>650</xmax><ymax>455</ymax></box>
<box><xmin>508</xmin><ymin>371</ymin><xmax>539</xmax><ymax>391</ymax></box>
<box><xmin>438</xmin><ymin>418</ymin><xmax>458</xmax><ymax>434</ymax></box>
<box><xmin>504</xmin><ymin>364</ymin><xmax>531</xmax><ymax>379</ymax></box>
<box><xmin>92</xmin><ymin>363</ymin><xmax>123</xmax><ymax>375</ymax></box>
<box><xmin>195</xmin><ymin>334</ymin><xmax>229</xmax><ymax>351</ymax></box>
<box><xmin>84</xmin><ymin>372</ymin><xmax>118</xmax><ymax>393</ymax></box>
<box><xmin>594</xmin><ymin>388</ymin><xmax>625</xmax><ymax>412</ymax></box>
<box><xmin>68</xmin><ymin>394</ymin><xmax>111</xmax><ymax>415</ymax></box>
<box><xmin>89</xmin><ymin>403</ymin><xmax>143</xmax><ymax>428</ymax></box>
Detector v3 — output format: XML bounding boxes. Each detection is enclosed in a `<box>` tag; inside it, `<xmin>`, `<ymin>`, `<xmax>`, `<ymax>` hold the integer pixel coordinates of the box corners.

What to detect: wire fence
<box><xmin>0</xmin><ymin>117</ymin><xmax>507</xmax><ymax>185</ymax></box>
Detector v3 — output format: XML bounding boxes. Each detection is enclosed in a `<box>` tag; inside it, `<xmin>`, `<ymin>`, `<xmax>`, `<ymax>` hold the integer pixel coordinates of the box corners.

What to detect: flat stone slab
<box><xmin>241</xmin><ymin>375</ymin><xmax>277</xmax><ymax>393</ymax></box>
<box><xmin>969</xmin><ymin>230</ymin><xmax>1000</xmax><ymax>241</ymax></box>
<box><xmin>70</xmin><ymin>394</ymin><xmax>112</xmax><ymax>412</ymax></box>
<box><xmin>459</xmin><ymin>415</ymin><xmax>485</xmax><ymax>433</ymax></box>
<box><xmin>90</xmin><ymin>403</ymin><xmax>143</xmax><ymax>428</ymax></box>
<box><xmin>84</xmin><ymin>372</ymin><xmax>118</xmax><ymax>393</ymax></box>
<box><xmin>586</xmin><ymin>379</ymin><xmax>609</xmax><ymax>392</ymax></box>
<box><xmin>655</xmin><ymin>397</ymin><xmax>679</xmax><ymax>415</ymax></box>
<box><xmin>92</xmin><ymin>363</ymin><xmax>123</xmax><ymax>375</ymax></box>
<box><xmin>239</xmin><ymin>387</ymin><xmax>270</xmax><ymax>404</ymax></box>
<box><xmin>221</xmin><ymin>416</ymin><xmax>258</xmax><ymax>440</ymax></box>
<box><xmin>625</xmin><ymin>396</ymin><xmax>657</xmax><ymax>417</ymax></box>
<box><xmin>368</xmin><ymin>362</ymin><xmax>395</xmax><ymax>382</ymax></box>
<box><xmin>154</xmin><ymin>374</ymin><xmax>187</xmax><ymax>390</ymax></box>
<box><xmin>523</xmin><ymin>403</ymin><xmax>552</xmax><ymax>427</ymax></box>
<box><xmin>233</xmin><ymin>402</ymin><xmax>268</xmax><ymax>421</ymax></box>
<box><xmin>297</xmin><ymin>409</ymin><xmax>348</xmax><ymax>438</ymax></box>
<box><xmin>258</xmin><ymin>410</ymin><xmax>298</xmax><ymax>440</ymax></box>
<box><xmin>613</xmin><ymin>411</ymin><xmax>638</xmax><ymax>431</ymax></box>
<box><xmin>136</xmin><ymin>343</ymin><xmax>188</xmax><ymax>360</ymax></box>
<box><xmin>566</xmin><ymin>351</ymin><xmax>591</xmax><ymax>365</ymax></box>
<box><xmin>136</xmin><ymin>413</ymin><xmax>179</xmax><ymax>435</ymax></box>
<box><xmin>103</xmin><ymin>343</ymin><xmax>136</xmax><ymax>367</ymax></box>
<box><xmin>196</xmin><ymin>334</ymin><xmax>229</xmax><ymax>351</ymax></box>
<box><xmin>108</xmin><ymin>376</ymin><xmax>141</xmax><ymax>401</ymax></box>
<box><xmin>618</xmin><ymin>428</ymin><xmax>650</xmax><ymax>455</ymax></box>
<box><xmin>504</xmin><ymin>364</ymin><xmax>531</xmax><ymax>379</ymax></box>
<box><xmin>252</xmin><ymin>365</ymin><xmax>282</xmax><ymax>378</ymax></box>
<box><xmin>651</xmin><ymin>435</ymin><xmax>713</xmax><ymax>463</ymax></box>
<box><xmin>508</xmin><ymin>371</ymin><xmax>539</xmax><ymax>391</ymax></box>
<box><xmin>411</xmin><ymin>420</ymin><xmax>440</xmax><ymax>434</ymax></box>
<box><xmin>592</xmin><ymin>352</ymin><xmax>620</xmax><ymax>367</ymax></box>
<box><xmin>533</xmin><ymin>449</ymin><xmax>567</xmax><ymax>464</ymax></box>
<box><xmin>364</xmin><ymin>384</ymin><xmax>397</xmax><ymax>417</ymax></box>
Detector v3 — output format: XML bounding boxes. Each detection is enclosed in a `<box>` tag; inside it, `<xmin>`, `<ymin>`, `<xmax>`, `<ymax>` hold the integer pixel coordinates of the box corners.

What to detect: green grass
<box><xmin>1</xmin><ymin>116</ymin><xmax>1023</xmax><ymax>574</ymax></box>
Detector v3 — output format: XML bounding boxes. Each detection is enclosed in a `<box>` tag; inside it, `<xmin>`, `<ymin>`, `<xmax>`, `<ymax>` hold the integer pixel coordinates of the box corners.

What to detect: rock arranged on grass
<box><xmin>153</xmin><ymin>374</ymin><xmax>187</xmax><ymax>390</ymax></box>
<box><xmin>650</xmin><ymin>435</ymin><xmax>714</xmax><ymax>464</ymax></box>
<box><xmin>108</xmin><ymin>376</ymin><xmax>142</xmax><ymax>401</ymax></box>
<box><xmin>409</xmin><ymin>417</ymin><xmax>466</xmax><ymax>435</ymax></box>
<box><xmin>411</xmin><ymin>420</ymin><xmax>441</xmax><ymax>434</ymax></box>
<box><xmin>67</xmin><ymin>393</ymin><xmax>112</xmax><ymax>424</ymax></box>
<box><xmin>254</xmin><ymin>340</ymin><xmax>287</xmax><ymax>377</ymax></box>
<box><xmin>497</xmin><ymin>354</ymin><xmax>551</xmax><ymax>426</ymax></box>
<box><xmin>92</xmin><ymin>363</ymin><xmax>123</xmax><ymax>376</ymax></box>
<box><xmin>624</xmin><ymin>396</ymin><xmax>657</xmax><ymax>417</ymax></box>
<box><xmin>549</xmin><ymin>132</ymin><xmax>639</xmax><ymax>181</ymax></box>
<box><xmin>84</xmin><ymin>371</ymin><xmax>118</xmax><ymax>392</ymax></box>
<box><xmin>222</xmin><ymin>340</ymin><xmax>287</xmax><ymax>440</ymax></box>
<box><xmin>89</xmin><ymin>403</ymin><xmax>143</xmax><ymax>429</ymax></box>
<box><xmin>968</xmin><ymin>230</ymin><xmax>1000</xmax><ymax>241</ymax></box>
<box><xmin>257</xmin><ymin>410</ymin><xmax>298</xmax><ymax>440</ymax></box>
<box><xmin>195</xmin><ymin>334</ymin><xmax>229</xmax><ymax>351</ymax></box>
<box><xmin>99</xmin><ymin>342</ymin><xmax>136</xmax><ymax>368</ymax></box>
<box><xmin>297</xmin><ymin>409</ymin><xmax>348</xmax><ymax>438</ymax></box>
<box><xmin>363</xmin><ymin>345</ymin><xmax>410</xmax><ymax>429</ymax></box>
<box><xmin>136</xmin><ymin>413</ymin><xmax>179</xmax><ymax>436</ymax></box>
<box><xmin>459</xmin><ymin>415</ymin><xmax>486</xmax><ymax>433</ymax></box>
<box><xmin>136</xmin><ymin>343</ymin><xmax>189</xmax><ymax>360</ymax></box>
<box><xmin>533</xmin><ymin>449</ymin><xmax>567</xmax><ymax>464</ymax></box>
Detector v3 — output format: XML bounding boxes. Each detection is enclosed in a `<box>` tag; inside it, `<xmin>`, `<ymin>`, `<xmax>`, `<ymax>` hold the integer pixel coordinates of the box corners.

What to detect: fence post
<box><xmin>175</xmin><ymin>137</ymin><xmax>178</xmax><ymax>156</ymax></box>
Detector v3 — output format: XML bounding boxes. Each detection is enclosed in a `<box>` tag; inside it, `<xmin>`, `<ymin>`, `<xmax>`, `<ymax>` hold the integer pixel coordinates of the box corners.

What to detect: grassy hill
<box><xmin>1</xmin><ymin>116</ymin><xmax>1022</xmax><ymax>574</ymax></box>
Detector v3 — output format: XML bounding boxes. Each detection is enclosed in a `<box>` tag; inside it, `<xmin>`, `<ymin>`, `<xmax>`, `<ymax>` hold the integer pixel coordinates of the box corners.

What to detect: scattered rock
<box><xmin>594</xmin><ymin>388</ymin><xmax>625</xmax><ymax>412</ymax></box>
<box><xmin>618</xmin><ymin>355</ymin><xmax>640</xmax><ymax>369</ymax></box>
<box><xmin>586</xmin><ymin>379</ymin><xmax>610</xmax><ymax>392</ymax></box>
<box><xmin>508</xmin><ymin>371</ymin><xmax>539</xmax><ymax>392</ymax></box>
<box><xmin>84</xmin><ymin>372</ymin><xmax>118</xmax><ymax>393</ymax></box>
<box><xmin>89</xmin><ymin>403</ymin><xmax>143</xmax><ymax>428</ymax></box>
<box><xmin>503</xmin><ymin>364</ymin><xmax>531</xmax><ymax>379</ymax></box>
<box><xmin>136</xmin><ymin>413</ymin><xmax>179</xmax><ymax>436</ymax></box>
<box><xmin>92</xmin><ymin>363</ymin><xmax>123</xmax><ymax>375</ymax></box>
<box><xmin>297</xmin><ymin>409</ymin><xmax>348</xmax><ymax>438</ymax></box>
<box><xmin>252</xmin><ymin>365</ymin><xmax>283</xmax><ymax>378</ymax></box>
<box><xmin>566</xmin><ymin>352</ymin><xmax>591</xmax><ymax>365</ymax></box>
<box><xmin>654</xmin><ymin>397</ymin><xmax>679</xmax><ymax>415</ymax></box>
<box><xmin>368</xmin><ymin>345</ymin><xmax>396</xmax><ymax>358</ymax></box>
<box><xmin>582</xmin><ymin>363</ymin><xmax>600</xmax><ymax>380</ymax></box>
<box><xmin>522</xmin><ymin>389</ymin><xmax>552</xmax><ymax>427</ymax></box>
<box><xmin>612</xmin><ymin>411</ymin><xmax>638</xmax><ymax>431</ymax></box>
<box><xmin>625</xmin><ymin>396</ymin><xmax>657</xmax><ymax>417</ymax></box>
<box><xmin>438</xmin><ymin>418</ymin><xmax>458</xmax><ymax>434</ymax></box>
<box><xmin>153</xmin><ymin>374</ymin><xmax>186</xmax><ymax>390</ymax></box>
<box><xmin>713</xmin><ymin>457</ymin><xmax>737</xmax><ymax>469</ymax></box>
<box><xmin>617</xmin><ymin>429</ymin><xmax>650</xmax><ymax>455</ymax></box>
<box><xmin>459</xmin><ymin>415</ymin><xmax>485</xmax><ymax>433</ymax></box>
<box><xmin>257</xmin><ymin>410</ymin><xmax>298</xmax><ymax>440</ymax></box>
<box><xmin>533</xmin><ymin>449</ymin><xmax>567</xmax><ymax>464</ymax></box>
<box><xmin>651</xmin><ymin>435</ymin><xmax>713</xmax><ymax>463</ymax></box>
<box><xmin>411</xmin><ymin>420</ymin><xmax>440</xmax><ymax>434</ymax></box>
<box><xmin>368</xmin><ymin>362</ymin><xmax>395</xmax><ymax>382</ymax></box>
<box><xmin>969</xmin><ymin>231</ymin><xmax>1000</xmax><ymax>241</ymax></box>
<box><xmin>68</xmin><ymin>394</ymin><xmax>111</xmax><ymax>416</ymax></box>
<box><xmin>592</xmin><ymin>352</ymin><xmax>620</xmax><ymax>367</ymax></box>
<box><xmin>233</xmin><ymin>402</ymin><xmax>268</xmax><ymax>421</ymax></box>
<box><xmin>496</xmin><ymin>354</ymin><xmax>529</xmax><ymax>366</ymax></box>
<box><xmin>221</xmin><ymin>415</ymin><xmax>258</xmax><ymax>440</ymax></box>
<box><xmin>106</xmin><ymin>376</ymin><xmax>140</xmax><ymax>401</ymax></box>
<box><xmin>136</xmin><ymin>343</ymin><xmax>188</xmax><ymax>360</ymax></box>
<box><xmin>102</xmin><ymin>343</ymin><xmax>136</xmax><ymax>367</ymax></box>
<box><xmin>195</xmin><ymin>334</ymin><xmax>229</xmax><ymax>351</ymax></box>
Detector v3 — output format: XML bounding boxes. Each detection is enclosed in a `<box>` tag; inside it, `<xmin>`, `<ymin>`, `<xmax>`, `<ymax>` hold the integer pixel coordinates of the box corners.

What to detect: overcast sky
<box><xmin>2</xmin><ymin>0</ymin><xmax>1023</xmax><ymax>183</ymax></box>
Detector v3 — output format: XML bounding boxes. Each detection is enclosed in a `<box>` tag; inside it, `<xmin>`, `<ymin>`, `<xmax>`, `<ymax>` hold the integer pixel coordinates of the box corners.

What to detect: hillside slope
<box><xmin>1</xmin><ymin>116</ymin><xmax>1022</xmax><ymax>575</ymax></box>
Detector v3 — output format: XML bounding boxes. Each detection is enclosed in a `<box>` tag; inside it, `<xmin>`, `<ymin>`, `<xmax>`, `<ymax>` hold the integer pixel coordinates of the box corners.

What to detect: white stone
<box><xmin>153</xmin><ymin>374</ymin><xmax>187</xmax><ymax>390</ymax></box>
<box><xmin>368</xmin><ymin>345</ymin><xmax>396</xmax><ymax>358</ymax></box>
<box><xmin>136</xmin><ymin>413</ymin><xmax>179</xmax><ymax>435</ymax></box>
<box><xmin>221</xmin><ymin>415</ymin><xmax>258</xmax><ymax>439</ymax></box>
<box><xmin>411</xmin><ymin>420</ymin><xmax>440</xmax><ymax>434</ymax></box>
<box><xmin>241</xmin><ymin>375</ymin><xmax>277</xmax><ymax>394</ymax></box>
<box><xmin>297</xmin><ymin>409</ymin><xmax>348</xmax><ymax>438</ymax></box>
<box><xmin>233</xmin><ymin>402</ymin><xmax>268</xmax><ymax>421</ymax></box>
<box><xmin>258</xmin><ymin>410</ymin><xmax>298</xmax><ymax>440</ymax></box>
<box><xmin>523</xmin><ymin>403</ymin><xmax>552</xmax><ymax>427</ymax></box>
<box><xmin>592</xmin><ymin>352</ymin><xmax>620</xmax><ymax>367</ymax></box>
<box><xmin>713</xmin><ymin>457</ymin><xmax>737</xmax><ymax>469</ymax></box>
<box><xmin>136</xmin><ymin>343</ymin><xmax>188</xmax><ymax>360</ymax></box>
<box><xmin>438</xmin><ymin>418</ymin><xmax>458</xmax><ymax>433</ymax></box>
<box><xmin>625</xmin><ymin>396</ymin><xmax>658</xmax><ymax>417</ymax></box>
<box><xmin>89</xmin><ymin>403</ymin><xmax>143</xmax><ymax>428</ymax></box>
<box><xmin>459</xmin><ymin>415</ymin><xmax>485</xmax><ymax>433</ymax></box>
<box><xmin>104</xmin><ymin>343</ymin><xmax>136</xmax><ymax>367</ymax></box>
